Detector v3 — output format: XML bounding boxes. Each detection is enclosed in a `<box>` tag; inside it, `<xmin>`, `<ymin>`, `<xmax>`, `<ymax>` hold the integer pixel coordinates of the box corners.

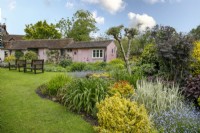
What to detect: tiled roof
<box><xmin>7</xmin><ymin>38</ymin><xmax>74</xmax><ymax>50</ymax></box>
<box><xmin>3</xmin><ymin>35</ymin><xmax>25</xmax><ymax>41</ymax></box>
<box><xmin>65</xmin><ymin>40</ymin><xmax>113</xmax><ymax>49</ymax></box>
<box><xmin>3</xmin><ymin>39</ymin><xmax>113</xmax><ymax>50</ymax></box>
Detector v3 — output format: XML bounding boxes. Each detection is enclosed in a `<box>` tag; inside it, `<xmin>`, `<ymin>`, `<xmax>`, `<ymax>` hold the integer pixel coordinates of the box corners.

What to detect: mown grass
<box><xmin>0</xmin><ymin>68</ymin><xmax>94</xmax><ymax>133</ymax></box>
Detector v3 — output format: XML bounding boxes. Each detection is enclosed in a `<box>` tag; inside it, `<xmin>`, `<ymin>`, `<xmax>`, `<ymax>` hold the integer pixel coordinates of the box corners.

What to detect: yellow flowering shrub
<box><xmin>90</xmin><ymin>73</ymin><xmax>110</xmax><ymax>78</ymax></box>
<box><xmin>94</xmin><ymin>95</ymin><xmax>152</xmax><ymax>133</ymax></box>
<box><xmin>191</xmin><ymin>41</ymin><xmax>200</xmax><ymax>75</ymax></box>
<box><xmin>4</xmin><ymin>55</ymin><xmax>16</xmax><ymax>62</ymax></box>
<box><xmin>109</xmin><ymin>81</ymin><xmax>134</xmax><ymax>97</ymax></box>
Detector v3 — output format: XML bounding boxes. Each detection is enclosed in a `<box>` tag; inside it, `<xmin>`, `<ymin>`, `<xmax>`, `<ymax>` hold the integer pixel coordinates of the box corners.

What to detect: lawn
<box><xmin>0</xmin><ymin>68</ymin><xmax>94</xmax><ymax>133</ymax></box>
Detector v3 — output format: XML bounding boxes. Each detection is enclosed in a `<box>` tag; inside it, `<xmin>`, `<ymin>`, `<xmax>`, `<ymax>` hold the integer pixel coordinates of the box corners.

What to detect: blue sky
<box><xmin>0</xmin><ymin>0</ymin><xmax>200</xmax><ymax>36</ymax></box>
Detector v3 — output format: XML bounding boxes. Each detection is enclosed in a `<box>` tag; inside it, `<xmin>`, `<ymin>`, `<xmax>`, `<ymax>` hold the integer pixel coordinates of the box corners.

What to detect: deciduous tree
<box><xmin>57</xmin><ymin>10</ymin><xmax>98</xmax><ymax>41</ymax></box>
<box><xmin>190</xmin><ymin>25</ymin><xmax>200</xmax><ymax>41</ymax></box>
<box><xmin>107</xmin><ymin>25</ymin><xmax>138</xmax><ymax>75</ymax></box>
<box><xmin>24</xmin><ymin>20</ymin><xmax>61</xmax><ymax>39</ymax></box>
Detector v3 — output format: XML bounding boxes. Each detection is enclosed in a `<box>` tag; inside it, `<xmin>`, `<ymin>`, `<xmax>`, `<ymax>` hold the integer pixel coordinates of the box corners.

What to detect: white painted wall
<box><xmin>0</xmin><ymin>49</ymin><xmax>4</xmax><ymax>61</ymax></box>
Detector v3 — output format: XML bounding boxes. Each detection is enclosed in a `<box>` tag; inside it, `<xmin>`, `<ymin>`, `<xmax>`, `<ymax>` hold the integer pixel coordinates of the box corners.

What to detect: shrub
<box><xmin>132</xmin><ymin>63</ymin><xmax>157</xmax><ymax>76</ymax></box>
<box><xmin>109</xmin><ymin>69</ymin><xmax>142</xmax><ymax>88</ymax></box>
<box><xmin>83</xmin><ymin>62</ymin><xmax>107</xmax><ymax>71</ymax></box>
<box><xmin>70</xmin><ymin>62</ymin><xmax>86</xmax><ymax>71</ymax></box>
<box><xmin>183</xmin><ymin>75</ymin><xmax>200</xmax><ymax>102</ymax></box>
<box><xmin>24</xmin><ymin>51</ymin><xmax>38</xmax><ymax>60</ymax></box>
<box><xmin>4</xmin><ymin>55</ymin><xmax>16</xmax><ymax>62</ymax></box>
<box><xmin>198</xmin><ymin>97</ymin><xmax>200</xmax><ymax>106</ymax></box>
<box><xmin>192</xmin><ymin>41</ymin><xmax>200</xmax><ymax>61</ymax></box>
<box><xmin>108</xmin><ymin>58</ymin><xmax>124</xmax><ymax>65</ymax></box>
<box><xmin>106</xmin><ymin>58</ymin><xmax>125</xmax><ymax>71</ymax></box>
<box><xmin>88</xmin><ymin>72</ymin><xmax>110</xmax><ymax>79</ymax></box>
<box><xmin>109</xmin><ymin>81</ymin><xmax>134</xmax><ymax>98</ymax></box>
<box><xmin>191</xmin><ymin>41</ymin><xmax>200</xmax><ymax>75</ymax></box>
<box><xmin>140</xmin><ymin>43</ymin><xmax>158</xmax><ymax>65</ymax></box>
<box><xmin>63</xmin><ymin>78</ymin><xmax>111</xmax><ymax>116</ymax></box>
<box><xmin>97</xmin><ymin>61</ymin><xmax>107</xmax><ymax>68</ymax></box>
<box><xmin>0</xmin><ymin>62</ymin><xmax>8</xmax><ymax>68</ymax></box>
<box><xmin>95</xmin><ymin>95</ymin><xmax>152</xmax><ymax>133</ymax></box>
<box><xmin>15</xmin><ymin>50</ymin><xmax>24</xmax><ymax>59</ymax></box>
<box><xmin>153</xmin><ymin>104</ymin><xmax>200</xmax><ymax>133</ymax></box>
<box><xmin>44</xmin><ymin>65</ymin><xmax>69</xmax><ymax>72</ymax></box>
<box><xmin>46</xmin><ymin>74</ymin><xmax>72</xmax><ymax>96</ymax></box>
<box><xmin>105</xmin><ymin>63</ymin><xmax>124</xmax><ymax>71</ymax></box>
<box><xmin>134</xmin><ymin>79</ymin><xmax>184</xmax><ymax>115</ymax></box>
<box><xmin>152</xmin><ymin>25</ymin><xmax>193</xmax><ymax>82</ymax></box>
<box><xmin>59</xmin><ymin>59</ymin><xmax>72</xmax><ymax>68</ymax></box>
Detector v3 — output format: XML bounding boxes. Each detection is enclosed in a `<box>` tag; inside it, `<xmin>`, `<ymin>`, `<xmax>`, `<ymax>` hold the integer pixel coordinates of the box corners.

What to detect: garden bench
<box><xmin>24</xmin><ymin>59</ymin><xmax>44</xmax><ymax>74</ymax></box>
<box><xmin>16</xmin><ymin>60</ymin><xmax>26</xmax><ymax>72</ymax></box>
<box><xmin>9</xmin><ymin>60</ymin><xmax>27</xmax><ymax>71</ymax></box>
<box><xmin>8</xmin><ymin>60</ymin><xmax>17</xmax><ymax>70</ymax></box>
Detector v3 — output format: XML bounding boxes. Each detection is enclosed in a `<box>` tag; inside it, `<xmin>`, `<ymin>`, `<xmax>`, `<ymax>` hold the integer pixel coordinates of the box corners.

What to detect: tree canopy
<box><xmin>151</xmin><ymin>25</ymin><xmax>193</xmax><ymax>81</ymax></box>
<box><xmin>57</xmin><ymin>10</ymin><xmax>98</xmax><ymax>41</ymax></box>
<box><xmin>24</xmin><ymin>20</ymin><xmax>61</xmax><ymax>40</ymax></box>
<box><xmin>190</xmin><ymin>25</ymin><xmax>200</xmax><ymax>41</ymax></box>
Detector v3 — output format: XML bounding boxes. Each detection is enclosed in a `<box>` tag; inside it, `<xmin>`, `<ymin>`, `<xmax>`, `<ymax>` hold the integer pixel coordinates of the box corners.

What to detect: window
<box><xmin>60</xmin><ymin>49</ymin><xmax>65</xmax><ymax>56</ymax></box>
<box><xmin>92</xmin><ymin>49</ymin><xmax>104</xmax><ymax>58</ymax></box>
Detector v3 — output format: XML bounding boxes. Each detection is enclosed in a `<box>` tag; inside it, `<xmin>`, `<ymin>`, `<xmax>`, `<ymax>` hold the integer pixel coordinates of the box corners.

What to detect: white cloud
<box><xmin>144</xmin><ymin>0</ymin><xmax>164</xmax><ymax>4</ymax></box>
<box><xmin>82</xmin><ymin>0</ymin><xmax>126</xmax><ymax>14</ymax></box>
<box><xmin>128</xmin><ymin>12</ymin><xmax>156</xmax><ymax>31</ymax></box>
<box><xmin>144</xmin><ymin>0</ymin><xmax>181</xmax><ymax>4</ymax></box>
<box><xmin>65</xmin><ymin>1</ymin><xmax>74</xmax><ymax>8</ymax></box>
<box><xmin>8</xmin><ymin>0</ymin><xmax>16</xmax><ymax>10</ymax></box>
<box><xmin>92</xmin><ymin>11</ymin><xmax>104</xmax><ymax>24</ymax></box>
<box><xmin>82</xmin><ymin>0</ymin><xmax>99</xmax><ymax>4</ymax></box>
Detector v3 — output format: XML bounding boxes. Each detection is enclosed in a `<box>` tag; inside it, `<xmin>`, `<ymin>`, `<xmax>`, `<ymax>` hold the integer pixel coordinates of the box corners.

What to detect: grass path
<box><xmin>0</xmin><ymin>68</ymin><xmax>94</xmax><ymax>133</ymax></box>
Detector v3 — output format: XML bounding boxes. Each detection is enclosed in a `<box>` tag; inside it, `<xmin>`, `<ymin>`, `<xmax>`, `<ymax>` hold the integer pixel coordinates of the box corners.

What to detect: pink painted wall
<box><xmin>71</xmin><ymin>48</ymin><xmax>106</xmax><ymax>63</ymax></box>
<box><xmin>70</xmin><ymin>41</ymin><xmax>117</xmax><ymax>63</ymax></box>
<box><xmin>106</xmin><ymin>41</ymin><xmax>117</xmax><ymax>62</ymax></box>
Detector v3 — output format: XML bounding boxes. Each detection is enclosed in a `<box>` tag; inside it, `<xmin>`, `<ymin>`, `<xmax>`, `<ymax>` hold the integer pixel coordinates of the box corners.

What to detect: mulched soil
<box><xmin>36</xmin><ymin>87</ymin><xmax>98</xmax><ymax>126</ymax></box>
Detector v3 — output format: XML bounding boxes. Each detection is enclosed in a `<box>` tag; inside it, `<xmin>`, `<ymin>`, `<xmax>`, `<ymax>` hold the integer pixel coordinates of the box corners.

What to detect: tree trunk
<box><xmin>117</xmin><ymin>39</ymin><xmax>132</xmax><ymax>75</ymax></box>
<box><xmin>126</xmin><ymin>39</ymin><xmax>132</xmax><ymax>75</ymax></box>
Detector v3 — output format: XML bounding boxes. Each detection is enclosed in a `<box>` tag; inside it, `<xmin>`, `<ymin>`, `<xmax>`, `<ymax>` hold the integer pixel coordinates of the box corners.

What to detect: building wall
<box><xmin>69</xmin><ymin>41</ymin><xmax>117</xmax><ymax>63</ymax></box>
<box><xmin>38</xmin><ymin>48</ymin><xmax>48</xmax><ymax>61</ymax></box>
<box><xmin>106</xmin><ymin>41</ymin><xmax>117</xmax><ymax>62</ymax></box>
<box><xmin>71</xmin><ymin>48</ymin><xmax>106</xmax><ymax>63</ymax></box>
<box><xmin>0</xmin><ymin>49</ymin><xmax>5</xmax><ymax>61</ymax></box>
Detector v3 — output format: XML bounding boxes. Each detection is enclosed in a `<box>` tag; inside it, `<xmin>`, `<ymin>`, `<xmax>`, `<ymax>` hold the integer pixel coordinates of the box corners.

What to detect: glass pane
<box><xmin>100</xmin><ymin>50</ymin><xmax>103</xmax><ymax>57</ymax></box>
<box><xmin>93</xmin><ymin>50</ymin><xmax>96</xmax><ymax>57</ymax></box>
<box><xmin>97</xmin><ymin>50</ymin><xmax>99</xmax><ymax>57</ymax></box>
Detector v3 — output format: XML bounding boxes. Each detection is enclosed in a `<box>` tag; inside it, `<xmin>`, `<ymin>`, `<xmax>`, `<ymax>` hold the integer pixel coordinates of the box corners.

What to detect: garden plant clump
<box><xmin>134</xmin><ymin>79</ymin><xmax>184</xmax><ymax>115</ymax></box>
<box><xmin>153</xmin><ymin>104</ymin><xmax>200</xmax><ymax>133</ymax></box>
<box><xmin>37</xmin><ymin>74</ymin><xmax>72</xmax><ymax>102</ymax></box>
<box><xmin>183</xmin><ymin>74</ymin><xmax>200</xmax><ymax>104</ymax></box>
<box><xmin>63</xmin><ymin>77</ymin><xmax>111</xmax><ymax>116</ymax></box>
<box><xmin>95</xmin><ymin>94</ymin><xmax>153</xmax><ymax>133</ymax></box>
<box><xmin>191</xmin><ymin>41</ymin><xmax>200</xmax><ymax>75</ymax></box>
<box><xmin>109</xmin><ymin>80</ymin><xmax>134</xmax><ymax>98</ymax></box>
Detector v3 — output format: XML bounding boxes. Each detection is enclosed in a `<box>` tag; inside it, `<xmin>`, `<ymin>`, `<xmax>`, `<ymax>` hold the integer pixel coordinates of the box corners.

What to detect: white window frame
<box><xmin>92</xmin><ymin>49</ymin><xmax>104</xmax><ymax>58</ymax></box>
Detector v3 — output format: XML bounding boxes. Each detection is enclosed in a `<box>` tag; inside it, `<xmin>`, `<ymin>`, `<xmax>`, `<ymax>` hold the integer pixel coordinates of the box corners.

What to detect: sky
<box><xmin>0</xmin><ymin>0</ymin><xmax>200</xmax><ymax>36</ymax></box>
